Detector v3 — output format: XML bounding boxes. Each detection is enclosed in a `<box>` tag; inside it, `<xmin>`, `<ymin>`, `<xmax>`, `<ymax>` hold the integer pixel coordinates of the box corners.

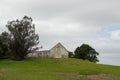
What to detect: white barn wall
<box><xmin>50</xmin><ymin>43</ymin><xmax>68</xmax><ymax>58</ymax></box>
<box><xmin>27</xmin><ymin>43</ymin><xmax>68</xmax><ymax>58</ymax></box>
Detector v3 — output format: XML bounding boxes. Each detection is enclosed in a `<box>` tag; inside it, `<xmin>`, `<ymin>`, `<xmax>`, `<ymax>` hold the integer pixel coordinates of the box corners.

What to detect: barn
<box><xmin>27</xmin><ymin>43</ymin><xmax>68</xmax><ymax>58</ymax></box>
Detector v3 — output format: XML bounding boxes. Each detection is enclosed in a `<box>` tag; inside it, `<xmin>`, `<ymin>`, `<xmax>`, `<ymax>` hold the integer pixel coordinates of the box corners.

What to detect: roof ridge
<box><xmin>50</xmin><ymin>42</ymin><xmax>68</xmax><ymax>51</ymax></box>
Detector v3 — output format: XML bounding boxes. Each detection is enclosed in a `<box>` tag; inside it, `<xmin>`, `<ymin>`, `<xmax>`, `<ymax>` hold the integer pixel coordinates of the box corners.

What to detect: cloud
<box><xmin>110</xmin><ymin>30</ymin><xmax>120</xmax><ymax>41</ymax></box>
<box><xmin>34</xmin><ymin>17</ymin><xmax>100</xmax><ymax>38</ymax></box>
<box><xmin>1</xmin><ymin>0</ymin><xmax>120</xmax><ymax>25</ymax></box>
<box><xmin>0</xmin><ymin>0</ymin><xmax>120</xmax><ymax>63</ymax></box>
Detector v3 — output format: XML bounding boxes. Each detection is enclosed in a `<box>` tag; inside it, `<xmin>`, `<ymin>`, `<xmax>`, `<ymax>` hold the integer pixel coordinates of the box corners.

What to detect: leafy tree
<box><xmin>74</xmin><ymin>44</ymin><xmax>99</xmax><ymax>62</ymax></box>
<box><xmin>6</xmin><ymin>16</ymin><xmax>39</xmax><ymax>60</ymax></box>
<box><xmin>0</xmin><ymin>32</ymin><xmax>10</xmax><ymax>59</ymax></box>
<box><xmin>68</xmin><ymin>51</ymin><xmax>74</xmax><ymax>58</ymax></box>
<box><xmin>0</xmin><ymin>47</ymin><xmax>3</xmax><ymax>58</ymax></box>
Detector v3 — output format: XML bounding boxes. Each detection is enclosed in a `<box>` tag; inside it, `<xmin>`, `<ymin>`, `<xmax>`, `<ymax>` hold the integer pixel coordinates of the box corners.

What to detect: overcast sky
<box><xmin>0</xmin><ymin>0</ymin><xmax>120</xmax><ymax>65</ymax></box>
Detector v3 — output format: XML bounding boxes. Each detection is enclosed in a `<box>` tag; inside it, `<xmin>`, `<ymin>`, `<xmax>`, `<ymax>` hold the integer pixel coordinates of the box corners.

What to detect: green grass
<box><xmin>0</xmin><ymin>58</ymin><xmax>120</xmax><ymax>80</ymax></box>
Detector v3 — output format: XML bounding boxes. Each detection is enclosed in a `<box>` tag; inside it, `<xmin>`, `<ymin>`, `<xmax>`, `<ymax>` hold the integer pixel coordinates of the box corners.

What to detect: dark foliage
<box><xmin>68</xmin><ymin>51</ymin><xmax>74</xmax><ymax>58</ymax></box>
<box><xmin>74</xmin><ymin>44</ymin><xmax>99</xmax><ymax>62</ymax></box>
<box><xmin>6</xmin><ymin>16</ymin><xmax>39</xmax><ymax>60</ymax></box>
<box><xmin>0</xmin><ymin>32</ymin><xmax>10</xmax><ymax>59</ymax></box>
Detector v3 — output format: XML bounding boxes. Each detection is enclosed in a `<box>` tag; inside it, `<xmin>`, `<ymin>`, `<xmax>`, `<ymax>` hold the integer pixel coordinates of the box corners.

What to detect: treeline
<box><xmin>0</xmin><ymin>16</ymin><xmax>39</xmax><ymax>60</ymax></box>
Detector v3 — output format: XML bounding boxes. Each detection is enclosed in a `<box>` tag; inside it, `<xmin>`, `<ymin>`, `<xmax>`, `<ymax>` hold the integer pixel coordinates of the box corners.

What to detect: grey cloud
<box><xmin>1</xmin><ymin>0</ymin><xmax>120</xmax><ymax>26</ymax></box>
<box><xmin>0</xmin><ymin>0</ymin><xmax>120</xmax><ymax>65</ymax></box>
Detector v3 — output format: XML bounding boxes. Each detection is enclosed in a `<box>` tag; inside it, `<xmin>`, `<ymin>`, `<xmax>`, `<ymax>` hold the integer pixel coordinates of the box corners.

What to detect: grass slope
<box><xmin>0</xmin><ymin>58</ymin><xmax>120</xmax><ymax>80</ymax></box>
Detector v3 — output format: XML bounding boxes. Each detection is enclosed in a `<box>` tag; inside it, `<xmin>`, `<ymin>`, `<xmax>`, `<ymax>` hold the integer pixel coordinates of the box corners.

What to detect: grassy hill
<box><xmin>0</xmin><ymin>58</ymin><xmax>120</xmax><ymax>80</ymax></box>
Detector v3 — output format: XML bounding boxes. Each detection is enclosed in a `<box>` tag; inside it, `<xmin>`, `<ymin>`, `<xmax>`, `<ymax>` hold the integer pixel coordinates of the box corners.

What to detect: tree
<box><xmin>0</xmin><ymin>32</ymin><xmax>10</xmax><ymax>59</ymax></box>
<box><xmin>6</xmin><ymin>16</ymin><xmax>39</xmax><ymax>60</ymax></box>
<box><xmin>0</xmin><ymin>47</ymin><xmax>3</xmax><ymax>59</ymax></box>
<box><xmin>68</xmin><ymin>51</ymin><xmax>74</xmax><ymax>58</ymax></box>
<box><xmin>74</xmin><ymin>44</ymin><xmax>99</xmax><ymax>62</ymax></box>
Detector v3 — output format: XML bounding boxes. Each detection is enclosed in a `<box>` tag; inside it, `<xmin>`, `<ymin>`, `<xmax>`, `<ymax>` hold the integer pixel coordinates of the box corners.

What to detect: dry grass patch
<box><xmin>86</xmin><ymin>74</ymin><xmax>120</xmax><ymax>80</ymax></box>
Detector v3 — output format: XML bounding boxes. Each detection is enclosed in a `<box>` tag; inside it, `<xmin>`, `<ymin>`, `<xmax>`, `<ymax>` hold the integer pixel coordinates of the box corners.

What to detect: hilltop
<box><xmin>0</xmin><ymin>58</ymin><xmax>120</xmax><ymax>80</ymax></box>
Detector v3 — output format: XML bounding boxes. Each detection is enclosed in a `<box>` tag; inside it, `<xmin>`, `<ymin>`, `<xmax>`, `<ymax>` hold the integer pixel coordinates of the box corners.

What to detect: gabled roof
<box><xmin>50</xmin><ymin>42</ymin><xmax>68</xmax><ymax>52</ymax></box>
<box><xmin>34</xmin><ymin>42</ymin><xmax>68</xmax><ymax>53</ymax></box>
